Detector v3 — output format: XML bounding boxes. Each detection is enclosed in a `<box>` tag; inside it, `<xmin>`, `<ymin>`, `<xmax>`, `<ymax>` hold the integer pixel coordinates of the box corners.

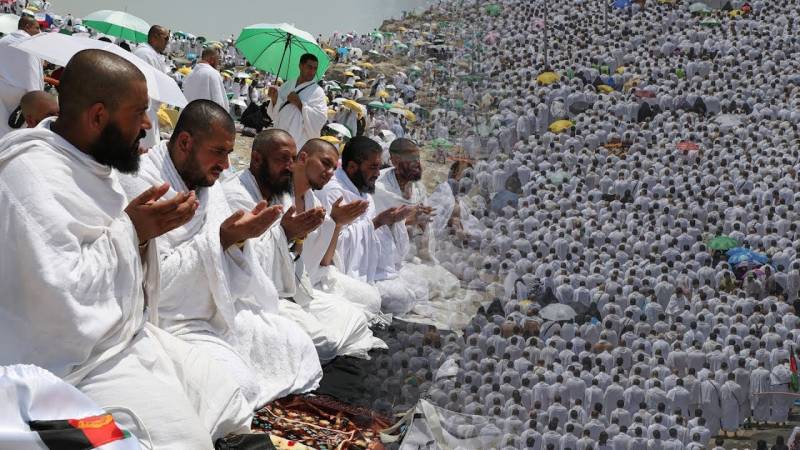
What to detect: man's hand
<box><xmin>267</xmin><ymin>85</ymin><xmax>278</xmax><ymax>105</ymax></box>
<box><xmin>372</xmin><ymin>205</ymin><xmax>414</xmax><ymax>229</ymax></box>
<box><xmin>287</xmin><ymin>91</ymin><xmax>302</xmax><ymax>109</ymax></box>
<box><xmin>125</xmin><ymin>183</ymin><xmax>198</xmax><ymax>244</ymax></box>
<box><xmin>219</xmin><ymin>201</ymin><xmax>283</xmax><ymax>250</ymax></box>
<box><xmin>281</xmin><ymin>206</ymin><xmax>325</xmax><ymax>241</ymax></box>
<box><xmin>330</xmin><ymin>197</ymin><xmax>369</xmax><ymax>227</ymax></box>
<box><xmin>406</xmin><ymin>204</ymin><xmax>436</xmax><ymax>226</ymax></box>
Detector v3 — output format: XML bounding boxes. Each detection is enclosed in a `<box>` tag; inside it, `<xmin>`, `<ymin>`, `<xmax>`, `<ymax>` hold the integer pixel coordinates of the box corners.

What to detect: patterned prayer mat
<box><xmin>251</xmin><ymin>394</ymin><xmax>392</xmax><ymax>450</ymax></box>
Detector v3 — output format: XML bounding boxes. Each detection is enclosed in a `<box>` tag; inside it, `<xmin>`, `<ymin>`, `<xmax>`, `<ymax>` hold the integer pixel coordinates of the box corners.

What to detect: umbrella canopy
<box><xmin>597</xmin><ymin>84</ymin><xmax>614</xmax><ymax>93</ymax></box>
<box><xmin>727</xmin><ymin>247</ymin><xmax>769</xmax><ymax>265</ymax></box>
<box><xmin>361</xmin><ymin>62</ymin><xmax>374</xmax><ymax>69</ymax></box>
<box><xmin>539</xmin><ymin>303</ymin><xmax>576</xmax><ymax>322</ymax></box>
<box><xmin>430</xmin><ymin>138</ymin><xmax>453</xmax><ymax>149</ymax></box>
<box><xmin>536</xmin><ymin>71</ymin><xmax>559</xmax><ymax>85</ymax></box>
<box><xmin>0</xmin><ymin>13</ymin><xmax>19</xmax><ymax>35</ymax></box>
<box><xmin>700</xmin><ymin>18</ymin><xmax>721</xmax><ymax>26</ymax></box>
<box><xmin>12</xmin><ymin>33</ymin><xmax>186</xmax><ymax>107</ymax></box>
<box><xmin>485</xmin><ymin>4</ymin><xmax>502</xmax><ymax>16</ymax></box>
<box><xmin>83</xmin><ymin>10</ymin><xmax>149</xmax><ymax>43</ymax></box>
<box><xmin>325</xmin><ymin>122</ymin><xmax>351</xmax><ymax>139</ymax></box>
<box><xmin>689</xmin><ymin>2</ymin><xmax>712</xmax><ymax>13</ymax></box>
<box><xmin>676</xmin><ymin>140</ymin><xmax>699</xmax><ymax>152</ymax></box>
<box><xmin>367</xmin><ymin>100</ymin><xmax>391</xmax><ymax>110</ymax></box>
<box><xmin>235</xmin><ymin>23</ymin><xmax>329</xmax><ymax>81</ymax></box>
<box><xmin>708</xmin><ymin>236</ymin><xmax>739</xmax><ymax>251</ymax></box>
<box><xmin>549</xmin><ymin>120</ymin><xmax>574</xmax><ymax>133</ymax></box>
<box><xmin>613</xmin><ymin>0</ymin><xmax>632</xmax><ymax>8</ymax></box>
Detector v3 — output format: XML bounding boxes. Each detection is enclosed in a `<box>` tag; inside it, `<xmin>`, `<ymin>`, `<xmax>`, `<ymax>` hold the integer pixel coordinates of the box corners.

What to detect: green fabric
<box><xmin>83</xmin><ymin>19</ymin><xmax>147</xmax><ymax>43</ymax></box>
<box><xmin>235</xmin><ymin>24</ymin><xmax>329</xmax><ymax>81</ymax></box>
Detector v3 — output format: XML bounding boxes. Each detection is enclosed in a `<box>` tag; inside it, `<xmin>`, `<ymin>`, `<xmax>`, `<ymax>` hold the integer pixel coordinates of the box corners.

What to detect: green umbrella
<box><xmin>708</xmin><ymin>236</ymin><xmax>739</xmax><ymax>251</ymax></box>
<box><xmin>700</xmin><ymin>18</ymin><xmax>721</xmax><ymax>27</ymax></box>
<box><xmin>689</xmin><ymin>2</ymin><xmax>712</xmax><ymax>13</ymax></box>
<box><xmin>83</xmin><ymin>10</ymin><xmax>149</xmax><ymax>43</ymax></box>
<box><xmin>367</xmin><ymin>101</ymin><xmax>391</xmax><ymax>110</ymax></box>
<box><xmin>486</xmin><ymin>4</ymin><xmax>502</xmax><ymax>16</ymax></box>
<box><xmin>430</xmin><ymin>138</ymin><xmax>453</xmax><ymax>149</ymax></box>
<box><xmin>235</xmin><ymin>23</ymin><xmax>329</xmax><ymax>81</ymax></box>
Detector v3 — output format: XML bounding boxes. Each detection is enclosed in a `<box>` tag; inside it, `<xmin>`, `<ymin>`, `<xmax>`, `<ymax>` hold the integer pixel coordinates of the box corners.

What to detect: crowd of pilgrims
<box><xmin>3</xmin><ymin>0</ymin><xmax>800</xmax><ymax>448</ymax></box>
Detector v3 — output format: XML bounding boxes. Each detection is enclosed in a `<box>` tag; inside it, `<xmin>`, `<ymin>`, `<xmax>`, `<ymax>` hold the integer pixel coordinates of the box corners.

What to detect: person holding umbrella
<box><xmin>266</xmin><ymin>53</ymin><xmax>327</xmax><ymax>148</ymax></box>
<box><xmin>133</xmin><ymin>25</ymin><xmax>169</xmax><ymax>150</ymax></box>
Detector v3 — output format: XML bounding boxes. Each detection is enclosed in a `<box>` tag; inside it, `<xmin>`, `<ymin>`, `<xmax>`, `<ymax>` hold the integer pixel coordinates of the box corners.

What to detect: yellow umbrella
<box><xmin>324</xmin><ymin>48</ymin><xmax>336</xmax><ymax>56</ymax></box>
<box><xmin>615</xmin><ymin>66</ymin><xmax>625</xmax><ymax>74</ymax></box>
<box><xmin>548</xmin><ymin>119</ymin><xmax>574</xmax><ymax>133</ymax></box>
<box><xmin>245</xmin><ymin>78</ymin><xmax>252</xmax><ymax>85</ymax></box>
<box><xmin>341</xmin><ymin>99</ymin><xmax>365</xmax><ymax>118</ymax></box>
<box><xmin>320</xmin><ymin>135</ymin><xmax>343</xmax><ymax>154</ymax></box>
<box><xmin>403</xmin><ymin>110</ymin><xmax>417</xmax><ymax>121</ymax></box>
<box><xmin>397</xmin><ymin>26</ymin><xmax>408</xmax><ymax>32</ymax></box>
<box><xmin>157</xmin><ymin>104</ymin><xmax>179</xmax><ymax>129</ymax></box>
<box><xmin>327</xmin><ymin>108</ymin><xmax>336</xmax><ymax>118</ymax></box>
<box><xmin>597</xmin><ymin>84</ymin><xmax>614</xmax><ymax>94</ymax></box>
<box><xmin>729</xmin><ymin>9</ymin><xmax>743</xmax><ymax>17</ymax></box>
<box><xmin>178</xmin><ymin>66</ymin><xmax>192</xmax><ymax>75</ymax></box>
<box><xmin>355</xmin><ymin>81</ymin><xmax>367</xmax><ymax>88</ymax></box>
<box><xmin>362</xmin><ymin>62</ymin><xmax>374</xmax><ymax>69</ymax></box>
<box><xmin>536</xmin><ymin>71</ymin><xmax>560</xmax><ymax>85</ymax></box>
<box><xmin>377</xmin><ymin>90</ymin><xmax>390</xmax><ymax>98</ymax></box>
<box><xmin>343</xmin><ymin>71</ymin><xmax>355</xmax><ymax>77</ymax></box>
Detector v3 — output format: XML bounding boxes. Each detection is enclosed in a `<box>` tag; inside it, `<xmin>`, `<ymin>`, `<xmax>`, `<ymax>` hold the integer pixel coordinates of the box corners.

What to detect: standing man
<box><xmin>183</xmin><ymin>47</ymin><xmax>230</xmax><ymax>112</ymax></box>
<box><xmin>267</xmin><ymin>53</ymin><xmax>327</xmax><ymax>148</ymax></box>
<box><xmin>133</xmin><ymin>25</ymin><xmax>169</xmax><ymax>149</ymax></box>
<box><xmin>0</xmin><ymin>15</ymin><xmax>42</xmax><ymax>137</ymax></box>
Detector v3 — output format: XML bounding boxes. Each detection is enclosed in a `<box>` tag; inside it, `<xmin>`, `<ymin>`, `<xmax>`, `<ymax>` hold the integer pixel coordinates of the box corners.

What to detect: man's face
<box><xmin>302</xmin><ymin>147</ymin><xmax>338</xmax><ymax>190</ymax></box>
<box><xmin>392</xmin><ymin>155</ymin><xmax>422</xmax><ymax>182</ymax></box>
<box><xmin>256</xmin><ymin>138</ymin><xmax>296</xmax><ymax>197</ymax></box>
<box><xmin>348</xmin><ymin>152</ymin><xmax>381</xmax><ymax>194</ymax></box>
<box><xmin>151</xmin><ymin>29</ymin><xmax>170</xmax><ymax>53</ymax></box>
<box><xmin>298</xmin><ymin>59</ymin><xmax>318</xmax><ymax>82</ymax></box>
<box><xmin>24</xmin><ymin>21</ymin><xmax>41</xmax><ymax>36</ymax></box>
<box><xmin>87</xmin><ymin>80</ymin><xmax>150</xmax><ymax>173</ymax></box>
<box><xmin>180</xmin><ymin>124</ymin><xmax>234</xmax><ymax>188</ymax></box>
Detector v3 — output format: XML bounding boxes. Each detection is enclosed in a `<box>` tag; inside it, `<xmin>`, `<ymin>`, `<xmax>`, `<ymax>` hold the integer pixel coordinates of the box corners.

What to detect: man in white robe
<box><xmin>267</xmin><ymin>53</ymin><xmax>327</xmax><ymax>148</ymax></box>
<box><xmin>223</xmin><ymin>131</ymin><xmax>386</xmax><ymax>362</ymax></box>
<box><xmin>0</xmin><ymin>15</ymin><xmax>42</xmax><ymax>137</ymax></box>
<box><xmin>19</xmin><ymin>90</ymin><xmax>58</xmax><ymax>128</ymax></box>
<box><xmin>374</xmin><ymin>137</ymin><xmax>460</xmax><ymax>300</ymax></box>
<box><xmin>0</xmin><ymin>50</ymin><xmax>251</xmax><ymax>449</ymax></box>
<box><xmin>317</xmin><ymin>136</ymin><xmax>428</xmax><ymax>315</ymax></box>
<box><xmin>183</xmin><ymin>47</ymin><xmax>230</xmax><ymax>113</ymax></box>
<box><xmin>133</xmin><ymin>25</ymin><xmax>169</xmax><ymax>149</ymax></box>
<box><xmin>120</xmin><ymin>99</ymin><xmax>323</xmax><ymax>406</ymax></box>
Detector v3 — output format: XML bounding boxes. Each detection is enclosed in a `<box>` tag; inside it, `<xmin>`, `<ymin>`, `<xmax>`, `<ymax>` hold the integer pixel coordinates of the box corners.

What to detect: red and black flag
<box><xmin>29</xmin><ymin>414</ymin><xmax>134</xmax><ymax>450</ymax></box>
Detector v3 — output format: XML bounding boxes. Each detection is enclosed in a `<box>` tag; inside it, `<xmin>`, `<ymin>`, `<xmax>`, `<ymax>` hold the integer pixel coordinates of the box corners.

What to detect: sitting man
<box><xmin>19</xmin><ymin>90</ymin><xmax>59</xmax><ymax>128</ymax></box>
<box><xmin>224</xmin><ymin>130</ymin><xmax>386</xmax><ymax>363</ymax></box>
<box><xmin>374</xmin><ymin>138</ymin><xmax>461</xmax><ymax>300</ymax></box>
<box><xmin>316</xmin><ymin>136</ymin><xmax>429</xmax><ymax>315</ymax></box>
<box><xmin>0</xmin><ymin>49</ymin><xmax>251</xmax><ymax>449</ymax></box>
<box><xmin>120</xmin><ymin>99</ymin><xmax>323</xmax><ymax>407</ymax></box>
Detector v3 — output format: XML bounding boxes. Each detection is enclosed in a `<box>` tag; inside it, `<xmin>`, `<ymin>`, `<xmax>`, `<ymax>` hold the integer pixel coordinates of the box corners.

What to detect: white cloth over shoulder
<box><xmin>223</xmin><ymin>169</ymin><xmax>387</xmax><ymax>361</ymax></box>
<box><xmin>182</xmin><ymin>62</ymin><xmax>230</xmax><ymax>112</ymax></box>
<box><xmin>0</xmin><ymin>30</ymin><xmax>43</xmax><ymax>137</ymax></box>
<box><xmin>0</xmin><ymin>121</ymin><xmax>251</xmax><ymax>449</ymax></box>
<box><xmin>119</xmin><ymin>141</ymin><xmax>322</xmax><ymax>406</ymax></box>
<box><xmin>266</xmin><ymin>78</ymin><xmax>327</xmax><ymax>148</ymax></box>
<box><xmin>132</xmin><ymin>44</ymin><xmax>166</xmax><ymax>149</ymax></box>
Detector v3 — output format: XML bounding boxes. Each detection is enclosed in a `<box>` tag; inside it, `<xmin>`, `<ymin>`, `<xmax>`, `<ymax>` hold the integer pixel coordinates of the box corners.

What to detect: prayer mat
<box><xmin>251</xmin><ymin>394</ymin><xmax>392</xmax><ymax>450</ymax></box>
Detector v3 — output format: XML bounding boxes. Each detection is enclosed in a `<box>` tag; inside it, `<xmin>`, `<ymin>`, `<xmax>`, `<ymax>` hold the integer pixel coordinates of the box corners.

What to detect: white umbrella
<box><xmin>12</xmin><ymin>33</ymin><xmax>187</xmax><ymax>107</ymax></box>
<box><xmin>539</xmin><ymin>303</ymin><xmax>576</xmax><ymax>322</ymax></box>
<box><xmin>325</xmin><ymin>122</ymin><xmax>352</xmax><ymax>139</ymax></box>
<box><xmin>0</xmin><ymin>13</ymin><xmax>20</xmax><ymax>35</ymax></box>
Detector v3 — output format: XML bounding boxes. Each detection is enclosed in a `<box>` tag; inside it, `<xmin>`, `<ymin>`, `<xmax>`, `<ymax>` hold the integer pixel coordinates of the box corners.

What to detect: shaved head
<box><xmin>171</xmin><ymin>99</ymin><xmax>234</xmax><ymax>144</ymax></box>
<box><xmin>250</xmin><ymin>129</ymin><xmax>296</xmax><ymax>198</ymax></box>
<box><xmin>147</xmin><ymin>25</ymin><xmax>169</xmax><ymax>53</ymax></box>
<box><xmin>252</xmin><ymin>128</ymin><xmax>295</xmax><ymax>157</ymax></box>
<box><xmin>18</xmin><ymin>16</ymin><xmax>40</xmax><ymax>35</ymax></box>
<box><xmin>57</xmin><ymin>49</ymin><xmax>145</xmax><ymax>118</ymax></box>
<box><xmin>299</xmin><ymin>138</ymin><xmax>338</xmax><ymax>159</ymax></box>
<box><xmin>20</xmin><ymin>91</ymin><xmax>58</xmax><ymax>127</ymax></box>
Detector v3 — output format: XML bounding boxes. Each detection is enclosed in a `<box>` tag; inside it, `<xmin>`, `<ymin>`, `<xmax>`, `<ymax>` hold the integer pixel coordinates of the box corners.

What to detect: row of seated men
<box><xmin>0</xmin><ymin>49</ymin><xmax>457</xmax><ymax>449</ymax></box>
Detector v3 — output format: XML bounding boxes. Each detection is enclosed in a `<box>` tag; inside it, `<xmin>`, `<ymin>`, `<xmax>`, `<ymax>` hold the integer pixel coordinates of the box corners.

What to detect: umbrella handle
<box><xmin>276</xmin><ymin>34</ymin><xmax>291</xmax><ymax>80</ymax></box>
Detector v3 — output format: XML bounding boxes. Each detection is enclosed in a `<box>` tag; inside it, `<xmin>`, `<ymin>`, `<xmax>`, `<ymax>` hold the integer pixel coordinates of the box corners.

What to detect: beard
<box><xmin>88</xmin><ymin>121</ymin><xmax>144</xmax><ymax>174</ymax></box>
<box><xmin>351</xmin><ymin>169</ymin><xmax>375</xmax><ymax>194</ymax></box>
<box><xmin>258</xmin><ymin>161</ymin><xmax>293</xmax><ymax>198</ymax></box>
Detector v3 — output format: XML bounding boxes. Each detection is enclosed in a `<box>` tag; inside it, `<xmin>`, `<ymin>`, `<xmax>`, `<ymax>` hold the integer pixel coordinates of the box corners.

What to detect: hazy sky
<box><xmin>57</xmin><ymin>0</ymin><xmax>432</xmax><ymax>40</ymax></box>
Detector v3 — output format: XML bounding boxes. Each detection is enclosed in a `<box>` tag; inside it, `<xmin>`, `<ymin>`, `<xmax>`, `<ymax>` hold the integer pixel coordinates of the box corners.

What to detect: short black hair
<box><xmin>171</xmin><ymin>99</ymin><xmax>234</xmax><ymax>143</ymax></box>
<box><xmin>341</xmin><ymin>136</ymin><xmax>381</xmax><ymax>167</ymax></box>
<box><xmin>299</xmin><ymin>53</ymin><xmax>318</xmax><ymax>65</ymax></box>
